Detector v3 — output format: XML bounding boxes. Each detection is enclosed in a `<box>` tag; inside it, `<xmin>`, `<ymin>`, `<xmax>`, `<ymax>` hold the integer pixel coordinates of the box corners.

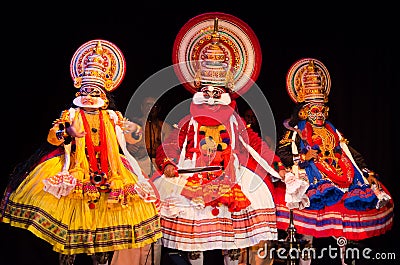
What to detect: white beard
<box><xmin>73</xmin><ymin>96</ymin><xmax>105</xmax><ymax>108</ymax></box>
<box><xmin>192</xmin><ymin>92</ymin><xmax>231</xmax><ymax>105</ymax></box>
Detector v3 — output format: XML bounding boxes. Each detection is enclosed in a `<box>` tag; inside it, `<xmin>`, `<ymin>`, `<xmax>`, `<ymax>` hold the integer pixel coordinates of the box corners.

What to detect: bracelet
<box><xmin>135</xmin><ymin>125</ymin><xmax>142</xmax><ymax>134</ymax></box>
<box><xmin>55</xmin><ymin>121</ymin><xmax>71</xmax><ymax>140</ymax></box>
<box><xmin>131</xmin><ymin>125</ymin><xmax>142</xmax><ymax>140</ymax></box>
<box><xmin>56</xmin><ymin>129</ymin><xmax>65</xmax><ymax>140</ymax></box>
<box><xmin>293</xmin><ymin>154</ymin><xmax>300</xmax><ymax>164</ymax></box>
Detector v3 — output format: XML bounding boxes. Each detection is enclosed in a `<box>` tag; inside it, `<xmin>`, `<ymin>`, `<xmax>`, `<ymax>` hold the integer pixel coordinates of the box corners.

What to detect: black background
<box><xmin>1</xmin><ymin>1</ymin><xmax>398</xmax><ymax>264</ymax></box>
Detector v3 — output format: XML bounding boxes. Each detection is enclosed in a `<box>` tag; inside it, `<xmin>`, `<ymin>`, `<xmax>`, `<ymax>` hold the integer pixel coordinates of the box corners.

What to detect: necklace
<box><xmin>83</xmin><ymin>109</ymin><xmax>100</xmax><ymax>115</ymax></box>
<box><xmin>80</xmin><ymin>109</ymin><xmax>108</xmax><ymax>175</ymax></box>
<box><xmin>305</xmin><ymin>122</ymin><xmax>353</xmax><ymax>187</ymax></box>
<box><xmin>312</xmin><ymin>126</ymin><xmax>336</xmax><ymax>159</ymax></box>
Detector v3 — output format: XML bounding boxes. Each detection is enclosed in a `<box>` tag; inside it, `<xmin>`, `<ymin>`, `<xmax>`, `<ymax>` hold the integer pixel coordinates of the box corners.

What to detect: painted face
<box><xmin>79</xmin><ymin>86</ymin><xmax>102</xmax><ymax>106</ymax></box>
<box><xmin>73</xmin><ymin>86</ymin><xmax>105</xmax><ymax>108</ymax></box>
<box><xmin>192</xmin><ymin>85</ymin><xmax>231</xmax><ymax>106</ymax></box>
<box><xmin>201</xmin><ymin>86</ymin><xmax>225</xmax><ymax>103</ymax></box>
<box><xmin>307</xmin><ymin>103</ymin><xmax>328</xmax><ymax>126</ymax></box>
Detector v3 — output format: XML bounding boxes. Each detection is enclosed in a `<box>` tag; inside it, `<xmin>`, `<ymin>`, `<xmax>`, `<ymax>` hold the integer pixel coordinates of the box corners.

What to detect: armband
<box><xmin>56</xmin><ymin>129</ymin><xmax>65</xmax><ymax>140</ymax></box>
<box><xmin>56</xmin><ymin>123</ymin><xmax>70</xmax><ymax>140</ymax></box>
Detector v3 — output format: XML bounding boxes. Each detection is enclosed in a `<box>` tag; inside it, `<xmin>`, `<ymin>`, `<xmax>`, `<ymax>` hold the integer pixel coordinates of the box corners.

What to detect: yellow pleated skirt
<box><xmin>2</xmin><ymin>155</ymin><xmax>162</xmax><ymax>255</ymax></box>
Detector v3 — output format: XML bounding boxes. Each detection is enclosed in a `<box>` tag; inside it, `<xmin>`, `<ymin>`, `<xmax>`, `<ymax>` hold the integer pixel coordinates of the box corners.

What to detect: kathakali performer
<box><xmin>152</xmin><ymin>12</ymin><xmax>286</xmax><ymax>265</ymax></box>
<box><xmin>0</xmin><ymin>39</ymin><xmax>162</xmax><ymax>265</ymax></box>
<box><xmin>274</xmin><ymin>58</ymin><xmax>394</xmax><ymax>265</ymax></box>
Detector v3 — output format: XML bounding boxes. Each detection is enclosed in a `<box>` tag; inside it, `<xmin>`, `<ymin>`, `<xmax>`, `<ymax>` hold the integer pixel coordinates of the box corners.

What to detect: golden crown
<box><xmin>286</xmin><ymin>58</ymin><xmax>331</xmax><ymax>104</ymax></box>
<box><xmin>73</xmin><ymin>41</ymin><xmax>114</xmax><ymax>91</ymax></box>
<box><xmin>194</xmin><ymin>18</ymin><xmax>235</xmax><ymax>91</ymax></box>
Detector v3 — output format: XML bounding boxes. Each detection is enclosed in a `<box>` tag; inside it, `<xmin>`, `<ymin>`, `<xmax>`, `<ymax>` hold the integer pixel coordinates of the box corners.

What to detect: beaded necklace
<box><xmin>305</xmin><ymin>122</ymin><xmax>353</xmax><ymax>187</ymax></box>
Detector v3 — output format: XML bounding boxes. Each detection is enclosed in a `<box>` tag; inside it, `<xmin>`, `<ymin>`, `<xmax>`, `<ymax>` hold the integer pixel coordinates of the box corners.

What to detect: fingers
<box><xmin>279</xmin><ymin>169</ymin><xmax>286</xmax><ymax>179</ymax></box>
<box><xmin>66</xmin><ymin>120</ymin><xmax>86</xmax><ymax>138</ymax></box>
<box><xmin>368</xmin><ymin>176</ymin><xmax>381</xmax><ymax>189</ymax></box>
<box><xmin>305</xmin><ymin>149</ymin><xmax>319</xmax><ymax>161</ymax></box>
<box><xmin>122</xmin><ymin>120</ymin><xmax>139</xmax><ymax>134</ymax></box>
<box><xmin>376</xmin><ymin>181</ymin><xmax>382</xmax><ymax>190</ymax></box>
<box><xmin>164</xmin><ymin>164</ymin><xmax>178</xmax><ymax>178</ymax></box>
<box><xmin>126</xmin><ymin>143</ymin><xmax>139</xmax><ymax>152</ymax></box>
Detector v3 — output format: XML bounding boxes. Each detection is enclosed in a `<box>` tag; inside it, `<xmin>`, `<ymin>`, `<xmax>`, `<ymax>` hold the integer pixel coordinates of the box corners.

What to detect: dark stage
<box><xmin>1</xmin><ymin>1</ymin><xmax>398</xmax><ymax>264</ymax></box>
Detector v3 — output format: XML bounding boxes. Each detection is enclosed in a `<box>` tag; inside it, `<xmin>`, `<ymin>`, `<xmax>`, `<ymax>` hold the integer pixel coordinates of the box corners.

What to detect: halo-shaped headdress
<box><xmin>286</xmin><ymin>58</ymin><xmax>331</xmax><ymax>104</ymax></box>
<box><xmin>70</xmin><ymin>39</ymin><xmax>126</xmax><ymax>92</ymax></box>
<box><xmin>172</xmin><ymin>12</ymin><xmax>262</xmax><ymax>99</ymax></box>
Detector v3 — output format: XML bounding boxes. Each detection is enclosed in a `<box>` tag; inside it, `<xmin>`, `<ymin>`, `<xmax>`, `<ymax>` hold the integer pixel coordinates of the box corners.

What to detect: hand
<box><xmin>123</xmin><ymin>120</ymin><xmax>140</xmax><ymax>134</ymax></box>
<box><xmin>66</xmin><ymin>119</ymin><xmax>86</xmax><ymax>138</ymax></box>
<box><xmin>126</xmin><ymin>142</ymin><xmax>140</xmax><ymax>153</ymax></box>
<box><xmin>367</xmin><ymin>172</ymin><xmax>381</xmax><ymax>190</ymax></box>
<box><xmin>279</xmin><ymin>169</ymin><xmax>286</xmax><ymax>180</ymax></box>
<box><xmin>164</xmin><ymin>164</ymin><xmax>178</xmax><ymax>178</ymax></box>
<box><xmin>304</xmin><ymin>149</ymin><xmax>319</xmax><ymax>161</ymax></box>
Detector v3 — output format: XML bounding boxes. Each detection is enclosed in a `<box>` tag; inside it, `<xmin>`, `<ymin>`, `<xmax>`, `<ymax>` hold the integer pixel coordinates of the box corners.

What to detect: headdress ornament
<box><xmin>286</xmin><ymin>58</ymin><xmax>331</xmax><ymax>104</ymax></box>
<box><xmin>172</xmin><ymin>12</ymin><xmax>262</xmax><ymax>99</ymax></box>
<box><xmin>70</xmin><ymin>39</ymin><xmax>126</xmax><ymax>92</ymax></box>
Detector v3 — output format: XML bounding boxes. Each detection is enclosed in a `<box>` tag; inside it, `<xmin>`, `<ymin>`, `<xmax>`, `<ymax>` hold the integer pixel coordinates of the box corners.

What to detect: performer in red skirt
<box><xmin>152</xmin><ymin>12</ymin><xmax>286</xmax><ymax>265</ymax></box>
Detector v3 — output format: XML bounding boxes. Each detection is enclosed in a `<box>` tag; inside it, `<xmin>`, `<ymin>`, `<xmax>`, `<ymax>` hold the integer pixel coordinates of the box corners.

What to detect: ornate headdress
<box><xmin>70</xmin><ymin>39</ymin><xmax>126</xmax><ymax>108</ymax></box>
<box><xmin>172</xmin><ymin>12</ymin><xmax>262</xmax><ymax>99</ymax></box>
<box><xmin>286</xmin><ymin>58</ymin><xmax>331</xmax><ymax>104</ymax></box>
<box><xmin>193</xmin><ymin>18</ymin><xmax>235</xmax><ymax>91</ymax></box>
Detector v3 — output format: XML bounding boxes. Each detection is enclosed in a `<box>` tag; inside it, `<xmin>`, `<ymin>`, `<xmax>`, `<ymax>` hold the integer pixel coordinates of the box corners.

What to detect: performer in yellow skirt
<box><xmin>0</xmin><ymin>39</ymin><xmax>162</xmax><ymax>265</ymax></box>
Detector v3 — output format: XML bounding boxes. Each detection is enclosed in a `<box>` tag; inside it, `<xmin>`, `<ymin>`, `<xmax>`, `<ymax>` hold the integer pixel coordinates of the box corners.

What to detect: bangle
<box><xmin>56</xmin><ymin>129</ymin><xmax>65</xmax><ymax>140</ymax></box>
<box><xmin>56</xmin><ymin>122</ymin><xmax>70</xmax><ymax>140</ymax></box>
<box><xmin>293</xmin><ymin>154</ymin><xmax>300</xmax><ymax>164</ymax></box>
<box><xmin>131</xmin><ymin>125</ymin><xmax>142</xmax><ymax>140</ymax></box>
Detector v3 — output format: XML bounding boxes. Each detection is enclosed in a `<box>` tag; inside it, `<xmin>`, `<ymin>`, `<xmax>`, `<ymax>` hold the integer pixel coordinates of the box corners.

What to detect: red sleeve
<box><xmin>234</xmin><ymin>115</ymin><xmax>283</xmax><ymax>190</ymax></box>
<box><xmin>155</xmin><ymin>120</ymin><xmax>190</xmax><ymax>171</ymax></box>
<box><xmin>248</xmin><ymin>128</ymin><xmax>284</xmax><ymax>171</ymax></box>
